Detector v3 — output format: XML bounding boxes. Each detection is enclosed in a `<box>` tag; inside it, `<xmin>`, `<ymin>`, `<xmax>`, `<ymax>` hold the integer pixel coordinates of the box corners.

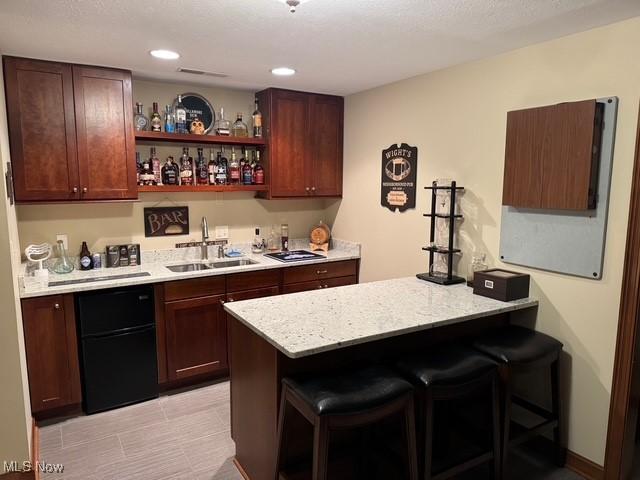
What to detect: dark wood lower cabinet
<box><xmin>164</xmin><ymin>294</ymin><xmax>228</xmax><ymax>381</ymax></box>
<box><xmin>282</xmin><ymin>275</ymin><xmax>357</xmax><ymax>294</ymax></box>
<box><xmin>21</xmin><ymin>294</ymin><xmax>81</xmax><ymax>415</ymax></box>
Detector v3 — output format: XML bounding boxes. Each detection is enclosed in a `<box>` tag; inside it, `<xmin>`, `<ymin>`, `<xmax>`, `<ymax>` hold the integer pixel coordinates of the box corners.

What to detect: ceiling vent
<box><xmin>177</xmin><ymin>67</ymin><xmax>228</xmax><ymax>78</ymax></box>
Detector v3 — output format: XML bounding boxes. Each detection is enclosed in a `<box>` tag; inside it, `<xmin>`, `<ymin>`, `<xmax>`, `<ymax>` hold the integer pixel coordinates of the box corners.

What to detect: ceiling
<box><xmin>0</xmin><ymin>0</ymin><xmax>639</xmax><ymax>95</ymax></box>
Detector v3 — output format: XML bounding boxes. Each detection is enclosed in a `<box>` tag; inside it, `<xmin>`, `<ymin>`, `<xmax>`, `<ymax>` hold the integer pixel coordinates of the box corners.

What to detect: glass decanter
<box><xmin>51</xmin><ymin>240</ymin><xmax>74</xmax><ymax>274</ymax></box>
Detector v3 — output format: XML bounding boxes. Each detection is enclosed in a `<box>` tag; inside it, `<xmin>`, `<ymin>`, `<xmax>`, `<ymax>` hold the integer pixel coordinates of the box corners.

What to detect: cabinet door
<box><xmin>72</xmin><ymin>66</ymin><xmax>137</xmax><ymax>200</ymax></box>
<box><xmin>309</xmin><ymin>94</ymin><xmax>343</xmax><ymax>196</ymax></box>
<box><xmin>268</xmin><ymin>90</ymin><xmax>310</xmax><ymax>197</ymax></box>
<box><xmin>282</xmin><ymin>275</ymin><xmax>357</xmax><ymax>294</ymax></box>
<box><xmin>22</xmin><ymin>295</ymin><xmax>82</xmax><ymax>413</ymax></box>
<box><xmin>3</xmin><ymin>57</ymin><xmax>80</xmax><ymax>201</ymax></box>
<box><xmin>165</xmin><ymin>294</ymin><xmax>227</xmax><ymax>381</ymax></box>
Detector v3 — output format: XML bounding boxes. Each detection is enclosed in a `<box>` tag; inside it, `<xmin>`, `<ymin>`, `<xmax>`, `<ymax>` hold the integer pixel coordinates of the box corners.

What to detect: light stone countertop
<box><xmin>19</xmin><ymin>239</ymin><xmax>360</xmax><ymax>298</ymax></box>
<box><xmin>224</xmin><ymin>277</ymin><xmax>538</xmax><ymax>359</ymax></box>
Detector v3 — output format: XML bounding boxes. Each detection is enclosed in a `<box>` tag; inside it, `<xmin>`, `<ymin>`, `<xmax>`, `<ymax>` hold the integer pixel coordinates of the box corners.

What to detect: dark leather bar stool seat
<box><xmin>472</xmin><ymin>325</ymin><xmax>564</xmax><ymax>476</ymax></box>
<box><xmin>276</xmin><ymin>365</ymin><xmax>419</xmax><ymax>480</ymax></box>
<box><xmin>396</xmin><ymin>344</ymin><xmax>501</xmax><ymax>480</ymax></box>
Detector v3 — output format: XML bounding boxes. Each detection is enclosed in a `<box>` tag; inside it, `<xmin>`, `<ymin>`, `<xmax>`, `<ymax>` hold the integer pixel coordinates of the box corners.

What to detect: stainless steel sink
<box><xmin>166</xmin><ymin>263</ymin><xmax>211</xmax><ymax>273</ymax></box>
<box><xmin>208</xmin><ymin>259</ymin><xmax>258</xmax><ymax>268</ymax></box>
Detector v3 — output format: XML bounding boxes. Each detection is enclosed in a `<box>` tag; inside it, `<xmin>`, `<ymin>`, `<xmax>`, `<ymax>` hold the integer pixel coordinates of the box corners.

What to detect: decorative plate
<box><xmin>172</xmin><ymin>93</ymin><xmax>215</xmax><ymax>134</ymax></box>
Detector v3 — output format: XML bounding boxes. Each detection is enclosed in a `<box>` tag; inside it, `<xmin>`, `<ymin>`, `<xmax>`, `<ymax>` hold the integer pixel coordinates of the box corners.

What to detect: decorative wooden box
<box><xmin>473</xmin><ymin>269</ymin><xmax>530</xmax><ymax>302</ymax></box>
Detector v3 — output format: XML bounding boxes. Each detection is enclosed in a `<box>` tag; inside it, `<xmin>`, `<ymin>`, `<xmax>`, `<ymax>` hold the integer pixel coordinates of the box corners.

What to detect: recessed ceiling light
<box><xmin>271</xmin><ymin>67</ymin><xmax>296</xmax><ymax>76</ymax></box>
<box><xmin>150</xmin><ymin>49</ymin><xmax>180</xmax><ymax>60</ymax></box>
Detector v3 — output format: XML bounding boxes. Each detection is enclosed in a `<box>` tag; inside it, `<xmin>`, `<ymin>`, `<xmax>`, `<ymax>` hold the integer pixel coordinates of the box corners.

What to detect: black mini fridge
<box><xmin>77</xmin><ymin>285</ymin><xmax>158</xmax><ymax>414</ymax></box>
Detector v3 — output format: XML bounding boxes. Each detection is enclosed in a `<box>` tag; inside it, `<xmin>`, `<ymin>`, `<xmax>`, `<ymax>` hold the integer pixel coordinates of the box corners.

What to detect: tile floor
<box><xmin>39</xmin><ymin>380</ymin><xmax>584</xmax><ymax>480</ymax></box>
<box><xmin>38</xmin><ymin>381</ymin><xmax>241</xmax><ymax>480</ymax></box>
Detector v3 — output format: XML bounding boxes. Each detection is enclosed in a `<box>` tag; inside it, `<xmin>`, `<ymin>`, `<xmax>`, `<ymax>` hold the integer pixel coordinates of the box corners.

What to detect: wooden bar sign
<box><xmin>381</xmin><ymin>143</ymin><xmax>418</xmax><ymax>212</ymax></box>
<box><xmin>144</xmin><ymin>206</ymin><xmax>189</xmax><ymax>237</ymax></box>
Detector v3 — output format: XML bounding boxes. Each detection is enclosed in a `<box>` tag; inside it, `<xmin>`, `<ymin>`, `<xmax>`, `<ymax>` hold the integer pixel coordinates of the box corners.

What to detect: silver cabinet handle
<box><xmin>82</xmin><ymin>187</ymin><xmax>88</xmax><ymax>193</ymax></box>
<box><xmin>228</xmin><ymin>298</ymin><xmax>234</xmax><ymax>302</ymax></box>
<box><xmin>72</xmin><ymin>187</ymin><xmax>78</xmax><ymax>193</ymax></box>
<box><xmin>316</xmin><ymin>269</ymin><xmax>328</xmax><ymax>275</ymax></box>
<box><xmin>305</xmin><ymin>187</ymin><xmax>310</xmax><ymax>192</ymax></box>
<box><xmin>311</xmin><ymin>187</ymin><xmax>316</xmax><ymax>192</ymax></box>
<box><xmin>323</xmin><ymin>284</ymin><xmax>328</xmax><ymax>288</ymax></box>
<box><xmin>54</xmin><ymin>303</ymin><xmax>60</xmax><ymax>310</ymax></box>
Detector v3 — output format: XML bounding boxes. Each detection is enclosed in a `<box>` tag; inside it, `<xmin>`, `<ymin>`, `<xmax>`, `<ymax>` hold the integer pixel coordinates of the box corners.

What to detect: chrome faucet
<box><xmin>217</xmin><ymin>244</ymin><xmax>225</xmax><ymax>259</ymax></box>
<box><xmin>201</xmin><ymin>217</ymin><xmax>209</xmax><ymax>261</ymax></box>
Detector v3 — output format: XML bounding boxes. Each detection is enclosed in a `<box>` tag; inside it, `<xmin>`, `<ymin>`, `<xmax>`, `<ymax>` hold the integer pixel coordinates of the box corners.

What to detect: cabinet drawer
<box><xmin>226</xmin><ymin>269</ymin><xmax>280</xmax><ymax>293</ymax></box>
<box><xmin>283</xmin><ymin>260</ymin><xmax>357</xmax><ymax>285</ymax></box>
<box><xmin>282</xmin><ymin>275</ymin><xmax>357</xmax><ymax>294</ymax></box>
<box><xmin>164</xmin><ymin>276</ymin><xmax>225</xmax><ymax>302</ymax></box>
<box><xmin>226</xmin><ymin>286</ymin><xmax>280</xmax><ymax>303</ymax></box>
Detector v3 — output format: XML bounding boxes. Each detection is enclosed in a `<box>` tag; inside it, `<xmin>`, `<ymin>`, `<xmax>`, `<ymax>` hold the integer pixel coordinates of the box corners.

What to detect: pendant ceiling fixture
<box><xmin>278</xmin><ymin>0</ymin><xmax>310</xmax><ymax>13</ymax></box>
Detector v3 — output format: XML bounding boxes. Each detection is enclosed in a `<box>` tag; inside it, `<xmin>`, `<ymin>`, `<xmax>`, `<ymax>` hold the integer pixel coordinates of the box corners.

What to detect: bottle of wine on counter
<box><xmin>134</xmin><ymin>102</ymin><xmax>149</xmax><ymax>131</ymax></box>
<box><xmin>179</xmin><ymin>147</ymin><xmax>194</xmax><ymax>186</ymax></box>
<box><xmin>151</xmin><ymin>102</ymin><xmax>162</xmax><ymax>132</ymax></box>
<box><xmin>216</xmin><ymin>147</ymin><xmax>228</xmax><ymax>185</ymax></box>
<box><xmin>150</xmin><ymin>147</ymin><xmax>161</xmax><ymax>184</ymax></box>
<box><xmin>242</xmin><ymin>149</ymin><xmax>253</xmax><ymax>185</ymax></box>
<box><xmin>79</xmin><ymin>241</ymin><xmax>93</xmax><ymax>271</ymax></box>
<box><xmin>253</xmin><ymin>150</ymin><xmax>264</xmax><ymax>185</ymax></box>
<box><xmin>164</xmin><ymin>105</ymin><xmax>175</xmax><ymax>133</ymax></box>
<box><xmin>175</xmin><ymin>94</ymin><xmax>188</xmax><ymax>134</ymax></box>
<box><xmin>162</xmin><ymin>156</ymin><xmax>179</xmax><ymax>185</ymax></box>
<box><xmin>208</xmin><ymin>149</ymin><xmax>218</xmax><ymax>185</ymax></box>
<box><xmin>216</xmin><ymin>108</ymin><xmax>231</xmax><ymax>136</ymax></box>
<box><xmin>231</xmin><ymin>113</ymin><xmax>248</xmax><ymax>137</ymax></box>
<box><xmin>229</xmin><ymin>147</ymin><xmax>240</xmax><ymax>184</ymax></box>
<box><xmin>196</xmin><ymin>147</ymin><xmax>208</xmax><ymax>185</ymax></box>
<box><xmin>252</xmin><ymin>98</ymin><xmax>262</xmax><ymax>138</ymax></box>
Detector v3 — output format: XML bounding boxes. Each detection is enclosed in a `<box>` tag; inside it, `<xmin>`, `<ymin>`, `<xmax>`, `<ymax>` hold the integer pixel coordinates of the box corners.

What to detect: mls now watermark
<box><xmin>4</xmin><ymin>460</ymin><xmax>64</xmax><ymax>474</ymax></box>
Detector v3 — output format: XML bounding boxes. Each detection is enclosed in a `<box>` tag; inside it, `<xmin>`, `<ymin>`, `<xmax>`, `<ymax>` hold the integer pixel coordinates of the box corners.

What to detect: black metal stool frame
<box><xmin>416</xmin><ymin>368</ymin><xmax>502</xmax><ymax>480</ymax></box>
<box><xmin>275</xmin><ymin>382</ymin><xmax>420</xmax><ymax>480</ymax></box>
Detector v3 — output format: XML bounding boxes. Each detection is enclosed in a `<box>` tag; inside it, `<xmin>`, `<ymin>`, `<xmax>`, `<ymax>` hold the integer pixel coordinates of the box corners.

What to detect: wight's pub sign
<box><xmin>381</xmin><ymin>143</ymin><xmax>418</xmax><ymax>212</ymax></box>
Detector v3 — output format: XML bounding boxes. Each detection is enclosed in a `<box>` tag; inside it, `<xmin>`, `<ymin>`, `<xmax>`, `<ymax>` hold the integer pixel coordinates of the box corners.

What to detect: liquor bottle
<box><xmin>281</xmin><ymin>224</ymin><xmax>289</xmax><ymax>252</ymax></box>
<box><xmin>208</xmin><ymin>149</ymin><xmax>218</xmax><ymax>185</ymax></box>
<box><xmin>253</xmin><ymin>150</ymin><xmax>265</xmax><ymax>185</ymax></box>
<box><xmin>252</xmin><ymin>228</ymin><xmax>264</xmax><ymax>253</ymax></box>
<box><xmin>136</xmin><ymin>152</ymin><xmax>143</xmax><ymax>185</ymax></box>
<box><xmin>231</xmin><ymin>113</ymin><xmax>248</xmax><ymax>137</ymax></box>
<box><xmin>179</xmin><ymin>147</ymin><xmax>194</xmax><ymax>185</ymax></box>
<box><xmin>140</xmin><ymin>155</ymin><xmax>156</xmax><ymax>185</ymax></box>
<box><xmin>242</xmin><ymin>149</ymin><xmax>253</xmax><ymax>185</ymax></box>
<box><xmin>215</xmin><ymin>108</ymin><xmax>231</xmax><ymax>136</ymax></box>
<box><xmin>134</xmin><ymin>102</ymin><xmax>149</xmax><ymax>131</ymax></box>
<box><xmin>216</xmin><ymin>147</ymin><xmax>228</xmax><ymax>185</ymax></box>
<box><xmin>79</xmin><ymin>241</ymin><xmax>93</xmax><ymax>271</ymax></box>
<box><xmin>164</xmin><ymin>105</ymin><xmax>175</xmax><ymax>133</ymax></box>
<box><xmin>150</xmin><ymin>102</ymin><xmax>162</xmax><ymax>132</ymax></box>
<box><xmin>196</xmin><ymin>147</ymin><xmax>208</xmax><ymax>185</ymax></box>
<box><xmin>175</xmin><ymin>94</ymin><xmax>188</xmax><ymax>134</ymax></box>
<box><xmin>161</xmin><ymin>156</ymin><xmax>179</xmax><ymax>185</ymax></box>
<box><xmin>252</xmin><ymin>98</ymin><xmax>263</xmax><ymax>138</ymax></box>
<box><xmin>150</xmin><ymin>147</ymin><xmax>161</xmax><ymax>184</ymax></box>
<box><xmin>229</xmin><ymin>147</ymin><xmax>240</xmax><ymax>184</ymax></box>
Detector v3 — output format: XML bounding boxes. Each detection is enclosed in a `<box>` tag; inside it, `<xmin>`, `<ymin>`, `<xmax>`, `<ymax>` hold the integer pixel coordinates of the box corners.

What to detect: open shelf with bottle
<box><xmin>137</xmin><ymin>184</ymin><xmax>268</xmax><ymax>193</ymax></box>
<box><xmin>134</xmin><ymin>131</ymin><xmax>266</xmax><ymax>147</ymax></box>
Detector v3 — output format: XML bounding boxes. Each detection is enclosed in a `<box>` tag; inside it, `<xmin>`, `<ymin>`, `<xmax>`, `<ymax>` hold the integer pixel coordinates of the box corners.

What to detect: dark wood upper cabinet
<box><xmin>257</xmin><ymin>88</ymin><xmax>343</xmax><ymax>198</ymax></box>
<box><xmin>3</xmin><ymin>56</ymin><xmax>137</xmax><ymax>202</ymax></box>
<box><xmin>22</xmin><ymin>294</ymin><xmax>82</xmax><ymax>415</ymax></box>
<box><xmin>502</xmin><ymin>99</ymin><xmax>603</xmax><ymax>210</ymax></box>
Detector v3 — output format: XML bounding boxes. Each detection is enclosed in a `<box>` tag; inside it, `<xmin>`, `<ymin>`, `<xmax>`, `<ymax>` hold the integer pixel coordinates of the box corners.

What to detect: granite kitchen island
<box><xmin>223</xmin><ymin>276</ymin><xmax>538</xmax><ymax>480</ymax></box>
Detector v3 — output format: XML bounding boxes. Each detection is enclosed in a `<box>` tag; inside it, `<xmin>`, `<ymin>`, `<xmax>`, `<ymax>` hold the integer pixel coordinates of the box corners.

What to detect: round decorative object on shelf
<box><xmin>172</xmin><ymin>93</ymin><xmax>215</xmax><ymax>134</ymax></box>
<box><xmin>309</xmin><ymin>222</ymin><xmax>331</xmax><ymax>253</ymax></box>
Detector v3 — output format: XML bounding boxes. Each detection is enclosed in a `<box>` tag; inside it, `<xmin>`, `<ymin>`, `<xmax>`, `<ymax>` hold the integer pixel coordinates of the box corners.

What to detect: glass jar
<box><xmin>51</xmin><ymin>241</ymin><xmax>75</xmax><ymax>274</ymax></box>
<box><xmin>467</xmin><ymin>254</ymin><xmax>488</xmax><ymax>286</ymax></box>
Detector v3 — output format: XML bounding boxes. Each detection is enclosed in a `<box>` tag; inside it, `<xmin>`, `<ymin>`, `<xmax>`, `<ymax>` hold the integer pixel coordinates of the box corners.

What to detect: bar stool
<box><xmin>472</xmin><ymin>325</ymin><xmax>564</xmax><ymax>476</ymax></box>
<box><xmin>396</xmin><ymin>344</ymin><xmax>501</xmax><ymax>480</ymax></box>
<box><xmin>275</xmin><ymin>365</ymin><xmax>419</xmax><ymax>480</ymax></box>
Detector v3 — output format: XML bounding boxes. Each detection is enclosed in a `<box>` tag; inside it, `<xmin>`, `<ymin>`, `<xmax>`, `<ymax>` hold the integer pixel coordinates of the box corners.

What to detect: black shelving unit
<box><xmin>417</xmin><ymin>180</ymin><xmax>465</xmax><ymax>285</ymax></box>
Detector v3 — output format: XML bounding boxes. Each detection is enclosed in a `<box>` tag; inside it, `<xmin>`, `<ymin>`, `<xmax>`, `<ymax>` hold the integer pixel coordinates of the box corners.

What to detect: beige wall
<box><xmin>0</xmin><ymin>59</ymin><xmax>33</xmax><ymax>467</ymax></box>
<box><xmin>16</xmin><ymin>79</ymin><xmax>337</xmax><ymax>255</ymax></box>
<box><xmin>333</xmin><ymin>17</ymin><xmax>640</xmax><ymax>465</ymax></box>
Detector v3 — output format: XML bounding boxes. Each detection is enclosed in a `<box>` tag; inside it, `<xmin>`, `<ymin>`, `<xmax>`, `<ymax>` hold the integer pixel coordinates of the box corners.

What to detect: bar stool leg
<box><xmin>275</xmin><ymin>386</ymin><xmax>291</xmax><ymax>480</ymax></box>
<box><xmin>550</xmin><ymin>358</ymin><xmax>566</xmax><ymax>466</ymax></box>
<box><xmin>499</xmin><ymin>364</ymin><xmax>512</xmax><ymax>479</ymax></box>
<box><xmin>423</xmin><ymin>389</ymin><xmax>434</xmax><ymax>480</ymax></box>
<box><xmin>312</xmin><ymin>417</ymin><xmax>330</xmax><ymax>480</ymax></box>
<box><xmin>491</xmin><ymin>374</ymin><xmax>502</xmax><ymax>480</ymax></box>
<box><xmin>403</xmin><ymin>394</ymin><xmax>419</xmax><ymax>480</ymax></box>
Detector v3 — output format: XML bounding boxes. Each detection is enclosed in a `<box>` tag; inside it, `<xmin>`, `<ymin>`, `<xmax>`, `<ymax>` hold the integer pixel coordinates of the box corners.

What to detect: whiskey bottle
<box><xmin>151</xmin><ymin>102</ymin><xmax>162</xmax><ymax>132</ymax></box>
<box><xmin>136</xmin><ymin>152</ymin><xmax>143</xmax><ymax>185</ymax></box>
<box><xmin>79</xmin><ymin>241</ymin><xmax>93</xmax><ymax>271</ymax></box>
<box><xmin>164</xmin><ymin>105</ymin><xmax>175</xmax><ymax>133</ymax></box>
<box><xmin>252</xmin><ymin>98</ymin><xmax>262</xmax><ymax>138</ymax></box>
<box><xmin>229</xmin><ymin>147</ymin><xmax>240</xmax><ymax>184</ymax></box>
<box><xmin>140</xmin><ymin>155</ymin><xmax>156</xmax><ymax>185</ymax></box>
<box><xmin>208</xmin><ymin>149</ymin><xmax>218</xmax><ymax>185</ymax></box>
<box><xmin>216</xmin><ymin>147</ymin><xmax>228</xmax><ymax>185</ymax></box>
<box><xmin>231</xmin><ymin>113</ymin><xmax>248</xmax><ymax>137</ymax></box>
<box><xmin>196</xmin><ymin>147</ymin><xmax>208</xmax><ymax>185</ymax></box>
<box><xmin>179</xmin><ymin>147</ymin><xmax>194</xmax><ymax>185</ymax></box>
<box><xmin>242</xmin><ymin>149</ymin><xmax>253</xmax><ymax>185</ymax></box>
<box><xmin>253</xmin><ymin>150</ymin><xmax>265</xmax><ymax>185</ymax></box>
<box><xmin>215</xmin><ymin>108</ymin><xmax>231</xmax><ymax>136</ymax></box>
<box><xmin>134</xmin><ymin>102</ymin><xmax>149</xmax><ymax>131</ymax></box>
<box><xmin>161</xmin><ymin>156</ymin><xmax>179</xmax><ymax>185</ymax></box>
<box><xmin>175</xmin><ymin>94</ymin><xmax>188</xmax><ymax>134</ymax></box>
<box><xmin>150</xmin><ymin>147</ymin><xmax>161</xmax><ymax>184</ymax></box>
